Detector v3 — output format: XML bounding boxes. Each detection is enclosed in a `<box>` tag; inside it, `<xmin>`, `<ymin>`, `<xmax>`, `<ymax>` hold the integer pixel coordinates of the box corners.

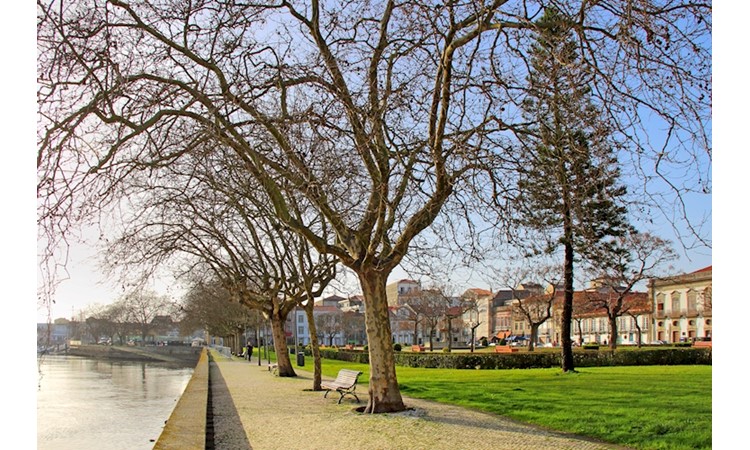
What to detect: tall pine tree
<box><xmin>517</xmin><ymin>7</ymin><xmax>630</xmax><ymax>372</ymax></box>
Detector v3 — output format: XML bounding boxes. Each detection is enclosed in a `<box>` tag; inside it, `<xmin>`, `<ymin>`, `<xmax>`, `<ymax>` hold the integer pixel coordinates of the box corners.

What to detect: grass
<box><xmin>291</xmin><ymin>354</ymin><xmax>711</xmax><ymax>450</ymax></box>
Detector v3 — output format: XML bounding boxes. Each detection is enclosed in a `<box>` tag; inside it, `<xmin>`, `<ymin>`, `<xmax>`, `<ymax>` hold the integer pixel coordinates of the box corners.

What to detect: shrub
<box><xmin>441</xmin><ymin>347</ymin><xmax>450</xmax><ymax>353</ymax></box>
<box><xmin>393</xmin><ymin>343</ymin><xmax>402</xmax><ymax>352</ymax></box>
<box><xmin>318</xmin><ymin>346</ymin><xmax>710</xmax><ymax>369</ymax></box>
<box><xmin>480</xmin><ymin>337</ymin><xmax>488</xmax><ymax>347</ymax></box>
<box><xmin>583</xmin><ymin>343</ymin><xmax>600</xmax><ymax>350</ymax></box>
<box><xmin>499</xmin><ymin>338</ymin><xmax>507</xmax><ymax>346</ymax></box>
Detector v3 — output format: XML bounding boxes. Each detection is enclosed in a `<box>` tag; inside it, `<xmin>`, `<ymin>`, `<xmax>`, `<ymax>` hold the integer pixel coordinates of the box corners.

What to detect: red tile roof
<box><xmin>692</xmin><ymin>265</ymin><xmax>712</xmax><ymax>273</ymax></box>
<box><xmin>465</xmin><ymin>288</ymin><xmax>493</xmax><ymax>297</ymax></box>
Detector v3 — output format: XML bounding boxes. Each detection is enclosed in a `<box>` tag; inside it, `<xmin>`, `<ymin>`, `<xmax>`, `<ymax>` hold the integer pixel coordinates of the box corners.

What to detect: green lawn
<box><xmin>293</xmin><ymin>355</ymin><xmax>711</xmax><ymax>450</ymax></box>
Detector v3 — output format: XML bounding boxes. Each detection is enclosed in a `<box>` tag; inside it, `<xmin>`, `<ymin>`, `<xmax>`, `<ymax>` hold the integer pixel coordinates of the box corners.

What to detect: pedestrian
<box><xmin>248</xmin><ymin>344</ymin><xmax>253</xmax><ymax>362</ymax></box>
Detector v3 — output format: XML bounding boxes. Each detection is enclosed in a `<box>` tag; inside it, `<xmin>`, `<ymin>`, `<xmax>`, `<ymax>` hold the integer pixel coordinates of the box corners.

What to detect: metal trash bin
<box><xmin>296</xmin><ymin>351</ymin><xmax>305</xmax><ymax>366</ymax></box>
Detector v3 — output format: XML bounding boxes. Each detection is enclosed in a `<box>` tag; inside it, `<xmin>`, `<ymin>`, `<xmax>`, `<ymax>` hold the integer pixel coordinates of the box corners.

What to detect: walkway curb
<box><xmin>154</xmin><ymin>348</ymin><xmax>209</xmax><ymax>450</ymax></box>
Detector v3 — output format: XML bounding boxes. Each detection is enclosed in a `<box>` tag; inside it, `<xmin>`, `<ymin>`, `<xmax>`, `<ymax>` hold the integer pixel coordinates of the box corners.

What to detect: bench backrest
<box><xmin>334</xmin><ymin>369</ymin><xmax>362</xmax><ymax>387</ymax></box>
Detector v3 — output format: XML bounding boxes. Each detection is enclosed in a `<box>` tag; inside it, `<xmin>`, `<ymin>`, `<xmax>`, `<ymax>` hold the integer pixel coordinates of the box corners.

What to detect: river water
<box><xmin>37</xmin><ymin>355</ymin><xmax>195</xmax><ymax>450</ymax></box>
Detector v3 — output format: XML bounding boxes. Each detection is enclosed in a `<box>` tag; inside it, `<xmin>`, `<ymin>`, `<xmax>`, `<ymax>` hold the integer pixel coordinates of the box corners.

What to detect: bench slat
<box><xmin>322</xmin><ymin>369</ymin><xmax>363</xmax><ymax>404</ymax></box>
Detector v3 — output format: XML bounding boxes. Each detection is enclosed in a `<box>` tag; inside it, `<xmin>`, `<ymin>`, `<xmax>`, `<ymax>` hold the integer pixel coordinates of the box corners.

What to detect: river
<box><xmin>37</xmin><ymin>354</ymin><xmax>195</xmax><ymax>450</ymax></box>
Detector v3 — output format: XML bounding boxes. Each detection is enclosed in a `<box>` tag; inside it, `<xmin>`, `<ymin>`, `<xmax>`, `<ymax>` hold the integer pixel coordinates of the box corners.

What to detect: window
<box><xmin>687</xmin><ymin>290</ymin><xmax>697</xmax><ymax>311</ymax></box>
<box><xmin>298</xmin><ymin>315</ymin><xmax>304</xmax><ymax>323</ymax></box>
<box><xmin>671</xmin><ymin>293</ymin><xmax>680</xmax><ymax>314</ymax></box>
<box><xmin>702</xmin><ymin>287</ymin><xmax>712</xmax><ymax>309</ymax></box>
<box><xmin>298</xmin><ymin>326</ymin><xmax>305</xmax><ymax>335</ymax></box>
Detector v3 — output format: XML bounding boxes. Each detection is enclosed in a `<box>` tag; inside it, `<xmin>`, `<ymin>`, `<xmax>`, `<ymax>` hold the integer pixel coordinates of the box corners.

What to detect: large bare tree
<box><xmin>38</xmin><ymin>0</ymin><xmax>711</xmax><ymax>412</ymax></box>
<box><xmin>102</xmin><ymin>147</ymin><xmax>337</xmax><ymax>378</ymax></box>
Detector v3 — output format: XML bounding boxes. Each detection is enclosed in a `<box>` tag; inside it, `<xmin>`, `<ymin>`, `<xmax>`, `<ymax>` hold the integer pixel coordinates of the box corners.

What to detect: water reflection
<box><xmin>37</xmin><ymin>355</ymin><xmax>194</xmax><ymax>450</ymax></box>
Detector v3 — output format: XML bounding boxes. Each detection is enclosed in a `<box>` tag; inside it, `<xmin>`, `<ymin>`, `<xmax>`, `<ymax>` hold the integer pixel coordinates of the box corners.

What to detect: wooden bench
<box><xmin>344</xmin><ymin>344</ymin><xmax>354</xmax><ymax>350</ymax></box>
<box><xmin>411</xmin><ymin>345</ymin><xmax>425</xmax><ymax>352</ymax></box>
<box><xmin>321</xmin><ymin>369</ymin><xmax>363</xmax><ymax>404</ymax></box>
<box><xmin>494</xmin><ymin>345</ymin><xmax>519</xmax><ymax>353</ymax></box>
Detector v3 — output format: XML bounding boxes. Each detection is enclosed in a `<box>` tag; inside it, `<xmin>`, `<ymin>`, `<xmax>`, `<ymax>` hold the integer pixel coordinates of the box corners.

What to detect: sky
<box><xmin>9</xmin><ymin>2</ymin><xmax>747</xmax><ymax>446</ymax></box>
<box><xmin>30</xmin><ymin>3</ymin><xmax>714</xmax><ymax>324</ymax></box>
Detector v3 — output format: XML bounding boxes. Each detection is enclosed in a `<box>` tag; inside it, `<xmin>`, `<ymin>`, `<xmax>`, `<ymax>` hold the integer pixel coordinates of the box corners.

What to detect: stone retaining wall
<box><xmin>67</xmin><ymin>344</ymin><xmax>203</xmax><ymax>364</ymax></box>
<box><xmin>153</xmin><ymin>348</ymin><xmax>209</xmax><ymax>450</ymax></box>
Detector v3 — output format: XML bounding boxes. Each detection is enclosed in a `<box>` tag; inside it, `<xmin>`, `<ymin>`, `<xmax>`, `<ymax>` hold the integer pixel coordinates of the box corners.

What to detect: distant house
<box><xmin>489</xmin><ymin>287</ymin><xmax>539</xmax><ymax>341</ymax></box>
<box><xmin>37</xmin><ymin>321</ymin><xmax>71</xmax><ymax>347</ymax></box>
<box><xmin>314</xmin><ymin>295</ymin><xmax>346</xmax><ymax>308</ymax></box>
<box><xmin>389</xmin><ymin>304</ymin><xmax>421</xmax><ymax>345</ymax></box>
<box><xmin>150</xmin><ymin>315</ymin><xmax>182</xmax><ymax>343</ymax></box>
<box><xmin>385</xmin><ymin>279</ymin><xmax>421</xmax><ymax>307</ymax></box>
<box><xmin>338</xmin><ymin>295</ymin><xmax>365</xmax><ymax>313</ymax></box>
<box><xmin>460</xmin><ymin>288</ymin><xmax>494</xmax><ymax>342</ymax></box>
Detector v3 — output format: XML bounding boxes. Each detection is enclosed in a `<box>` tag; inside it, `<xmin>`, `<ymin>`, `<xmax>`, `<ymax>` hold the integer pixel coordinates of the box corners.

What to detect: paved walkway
<box><xmin>208</xmin><ymin>351</ymin><xmax>631</xmax><ymax>450</ymax></box>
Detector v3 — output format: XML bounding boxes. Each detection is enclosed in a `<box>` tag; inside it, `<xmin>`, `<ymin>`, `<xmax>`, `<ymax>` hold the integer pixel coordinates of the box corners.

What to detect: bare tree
<box><xmin>179</xmin><ymin>280</ymin><xmax>261</xmax><ymax>354</ymax></box>
<box><xmin>487</xmin><ymin>261</ymin><xmax>559</xmax><ymax>351</ymax></box>
<box><xmin>315</xmin><ymin>311</ymin><xmax>343</xmax><ymax>346</ymax></box>
<box><xmin>585</xmin><ymin>231</ymin><xmax>677</xmax><ymax>349</ymax></box>
<box><xmin>625</xmin><ymin>295</ymin><xmax>653</xmax><ymax>348</ymax></box>
<box><xmin>513</xmin><ymin>289</ymin><xmax>557</xmax><ymax>352</ymax></box>
<box><xmin>38</xmin><ymin>1</ymin><xmax>711</xmax><ymax>412</ymax></box>
<box><xmin>100</xmin><ymin>147</ymin><xmax>337</xmax><ymax>378</ymax></box>
<box><xmin>399</xmin><ymin>304</ymin><xmax>424</xmax><ymax>347</ymax></box>
<box><xmin>341</xmin><ymin>311</ymin><xmax>366</xmax><ymax>346</ymax></box>
<box><xmin>466</xmin><ymin>310</ymin><xmax>482</xmax><ymax>353</ymax></box>
<box><xmin>117</xmin><ymin>290</ymin><xmax>171</xmax><ymax>344</ymax></box>
<box><xmin>408</xmin><ymin>290</ymin><xmax>449</xmax><ymax>352</ymax></box>
<box><xmin>443</xmin><ymin>303</ymin><xmax>465</xmax><ymax>352</ymax></box>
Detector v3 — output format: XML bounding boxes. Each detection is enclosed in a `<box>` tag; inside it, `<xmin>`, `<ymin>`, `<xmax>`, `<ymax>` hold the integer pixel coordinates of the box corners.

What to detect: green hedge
<box><xmin>320</xmin><ymin>348</ymin><xmax>711</xmax><ymax>370</ymax></box>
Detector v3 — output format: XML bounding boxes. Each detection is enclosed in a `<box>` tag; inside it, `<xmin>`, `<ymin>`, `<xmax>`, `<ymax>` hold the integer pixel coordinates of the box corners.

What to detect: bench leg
<box><xmin>324</xmin><ymin>389</ymin><xmax>331</xmax><ymax>399</ymax></box>
<box><xmin>336</xmin><ymin>390</ymin><xmax>360</xmax><ymax>404</ymax></box>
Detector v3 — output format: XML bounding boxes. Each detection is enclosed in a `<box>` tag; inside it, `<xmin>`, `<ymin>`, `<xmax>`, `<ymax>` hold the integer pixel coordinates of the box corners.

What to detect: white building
<box><xmin>649</xmin><ymin>266</ymin><xmax>712</xmax><ymax>343</ymax></box>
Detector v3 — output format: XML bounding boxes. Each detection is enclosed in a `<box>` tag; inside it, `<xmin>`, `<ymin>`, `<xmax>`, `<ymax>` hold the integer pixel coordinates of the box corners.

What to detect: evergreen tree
<box><xmin>517</xmin><ymin>7</ymin><xmax>630</xmax><ymax>372</ymax></box>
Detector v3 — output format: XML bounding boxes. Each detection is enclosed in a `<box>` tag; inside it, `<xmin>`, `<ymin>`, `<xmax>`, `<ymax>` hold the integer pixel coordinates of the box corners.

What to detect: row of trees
<box><xmin>75</xmin><ymin>291</ymin><xmax>174</xmax><ymax>344</ymax></box>
<box><xmin>38</xmin><ymin>1</ymin><xmax>711</xmax><ymax>413</ymax></box>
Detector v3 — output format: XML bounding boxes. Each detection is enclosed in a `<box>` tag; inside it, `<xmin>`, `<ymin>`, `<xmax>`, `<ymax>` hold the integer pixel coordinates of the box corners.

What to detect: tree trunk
<box><xmin>270</xmin><ymin>313</ymin><xmax>296</xmax><ymax>377</ymax></box>
<box><xmin>632</xmin><ymin>316</ymin><xmax>643</xmax><ymax>348</ymax></box>
<box><xmin>575</xmin><ymin>319</ymin><xmax>583</xmax><ymax>345</ymax></box>
<box><xmin>358</xmin><ymin>270</ymin><xmax>406</xmax><ymax>413</ymax></box>
<box><xmin>561</xmin><ymin>239</ymin><xmax>575</xmax><ymax>372</ymax></box>
<box><xmin>304</xmin><ymin>303</ymin><xmax>322</xmax><ymax>391</ymax></box>
<box><xmin>609</xmin><ymin>315</ymin><xmax>618</xmax><ymax>350</ymax></box>
<box><xmin>446</xmin><ymin>317</ymin><xmax>453</xmax><ymax>352</ymax></box>
<box><xmin>529</xmin><ymin>323</ymin><xmax>540</xmax><ymax>352</ymax></box>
